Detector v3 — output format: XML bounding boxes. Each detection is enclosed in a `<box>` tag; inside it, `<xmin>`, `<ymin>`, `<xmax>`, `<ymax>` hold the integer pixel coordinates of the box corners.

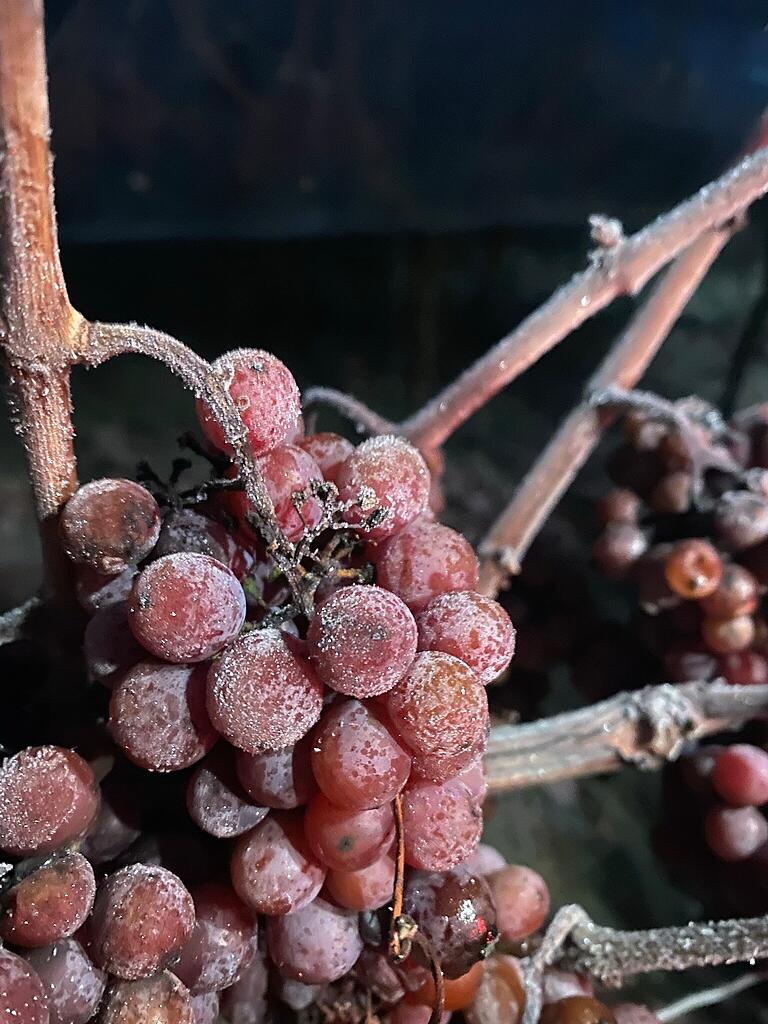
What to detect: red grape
<box><xmin>228</xmin><ymin>445</ymin><xmax>323</xmax><ymax>543</ymax></box>
<box><xmin>60</xmin><ymin>478</ymin><xmax>161</xmax><ymax>575</ymax></box>
<box><xmin>540</xmin><ymin>997</ymin><xmax>616</xmax><ymax>1023</ymax></box>
<box><xmin>310</xmin><ymin>699</ymin><xmax>412</xmax><ymax>810</ymax></box>
<box><xmin>84</xmin><ymin>601</ymin><xmax>144</xmax><ymax>685</ymax></box>
<box><xmin>25</xmin><ymin>938</ymin><xmax>106</xmax><ymax>1024</ymax></box>
<box><xmin>325</xmin><ymin>854</ymin><xmax>396</xmax><ymax>911</ymax></box>
<box><xmin>593</xmin><ymin>524</ymin><xmax>648</xmax><ymax>577</ymax></box>
<box><xmin>700</xmin><ymin>563</ymin><xmax>758</xmax><ymax>618</ymax></box>
<box><xmin>128</xmin><ymin>554</ymin><xmax>246</xmax><ymax>663</ymax></box>
<box><xmin>266</xmin><ymin>896</ymin><xmax>363</xmax><ymax>983</ymax></box>
<box><xmin>542</xmin><ymin>970</ymin><xmax>594</xmax><ymax>1004</ymax></box>
<box><xmin>460</xmin><ymin>843</ymin><xmax>507</xmax><ymax>876</ymax></box>
<box><xmin>0</xmin><ymin>947</ymin><xmax>49</xmax><ymax>1023</ymax></box>
<box><xmin>416</xmin><ymin>590</ymin><xmax>515</xmax><ymax>685</ymax></box>
<box><xmin>299</xmin><ymin>432</ymin><xmax>354</xmax><ymax>484</ymax></box>
<box><xmin>173</xmin><ymin>883</ymin><xmax>255</xmax><ymax>994</ymax></box>
<box><xmin>714</xmin><ymin>490</ymin><xmax>768</xmax><ymax>550</ymax></box>
<box><xmin>75</xmin><ymin>564</ymin><xmax>136</xmax><ymax>614</ymax></box>
<box><xmin>307</xmin><ymin>584</ymin><xmax>417</xmax><ymax>697</ymax></box>
<box><xmin>90</xmin><ymin>864</ymin><xmax>195</xmax><ymax>979</ymax></box>
<box><xmin>100</xmin><ymin>971</ymin><xmax>194</xmax><ymax>1024</ymax></box>
<box><xmin>374</xmin><ymin>518</ymin><xmax>479</xmax><ymax>612</ymax></box>
<box><xmin>207</xmin><ymin>628</ymin><xmax>323</xmax><ymax>753</ymax></box>
<box><xmin>0</xmin><ymin>745</ymin><xmax>99</xmax><ymax>857</ymax></box>
<box><xmin>701</xmin><ymin>614</ymin><xmax>755</xmax><ymax>653</ymax></box>
<box><xmin>230</xmin><ymin>811</ymin><xmax>325</xmax><ymax>915</ymax></box>
<box><xmin>663</xmin><ymin>540</ymin><xmax>722</xmax><ymax>599</ymax></box>
<box><xmin>487</xmin><ymin>864</ymin><xmax>550</xmax><ymax>941</ymax></box>
<box><xmin>466</xmin><ymin>955</ymin><xmax>525</xmax><ymax>1024</ymax></box>
<box><xmin>304</xmin><ymin>792</ymin><xmax>394</xmax><ymax>870</ymax></box>
<box><xmin>406</xmin><ymin>960</ymin><xmax>485</xmax><ymax>1011</ymax></box>
<box><xmin>719</xmin><ymin>651</ymin><xmax>768</xmax><ymax>686</ymax></box>
<box><xmin>81</xmin><ymin>777</ymin><xmax>141</xmax><ymax>865</ymax></box>
<box><xmin>401</xmin><ymin>776</ymin><xmax>482</xmax><ymax>870</ymax></box>
<box><xmin>186</xmin><ymin>747</ymin><xmax>269</xmax><ymax>839</ymax></box>
<box><xmin>218</xmin><ymin>947</ymin><xmax>268</xmax><ymax>1024</ymax></box>
<box><xmin>235</xmin><ymin>738</ymin><xmax>315</xmax><ymax>809</ymax></box>
<box><xmin>704</xmin><ymin>805</ymin><xmax>768</xmax><ymax>861</ymax></box>
<box><xmin>196</xmin><ymin>348</ymin><xmax>301</xmax><ymax>456</ymax></box>
<box><xmin>0</xmin><ymin>852</ymin><xmax>95</xmax><ymax>947</ymax></box>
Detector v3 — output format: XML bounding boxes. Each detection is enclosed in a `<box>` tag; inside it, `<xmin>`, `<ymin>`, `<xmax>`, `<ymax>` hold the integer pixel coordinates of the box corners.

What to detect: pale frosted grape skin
<box><xmin>60</xmin><ymin>478</ymin><xmax>161</xmax><ymax>575</ymax></box>
<box><xmin>0</xmin><ymin>745</ymin><xmax>99</xmax><ymax>857</ymax></box>
<box><xmin>0</xmin><ymin>947</ymin><xmax>49</xmax><ymax>1023</ymax></box>
<box><xmin>186</xmin><ymin>747</ymin><xmax>269</xmax><ymax>839</ymax></box>
<box><xmin>487</xmin><ymin>865</ymin><xmax>551</xmax><ymax>942</ymax></box>
<box><xmin>173</xmin><ymin>883</ymin><xmax>255</xmax><ymax>994</ymax></box>
<box><xmin>219</xmin><ymin>946</ymin><xmax>268</xmax><ymax>1024</ymax></box>
<box><xmin>336</xmin><ymin>435</ymin><xmax>431</xmax><ymax>540</ymax></box>
<box><xmin>299</xmin><ymin>432</ymin><xmax>354</xmax><ymax>485</ymax></box>
<box><xmin>401</xmin><ymin>776</ymin><xmax>483</xmax><ymax>870</ymax></box>
<box><xmin>75</xmin><ymin>564</ymin><xmax>136</xmax><ymax>614</ymax></box>
<box><xmin>230</xmin><ymin>811</ymin><xmax>326</xmax><ymax>915</ymax></box>
<box><xmin>207</xmin><ymin>628</ymin><xmax>323</xmax><ymax>754</ymax></box>
<box><xmin>99</xmin><ymin>971</ymin><xmax>194</xmax><ymax>1024</ymax></box>
<box><xmin>411</xmin><ymin>739</ymin><xmax>488</xmax><ymax>786</ymax></box>
<box><xmin>385</xmin><ymin>651</ymin><xmax>488</xmax><ymax>764</ymax></box>
<box><xmin>0</xmin><ymin>852</ymin><xmax>95</xmax><ymax>948</ymax></box>
<box><xmin>84</xmin><ymin>601</ymin><xmax>144</xmax><ymax>686</ymax></box>
<box><xmin>325</xmin><ymin>854</ymin><xmax>396</xmax><ymax>911</ymax></box>
<box><xmin>373</xmin><ymin>518</ymin><xmax>480</xmax><ymax>612</ymax></box>
<box><xmin>307</xmin><ymin>585</ymin><xmax>418</xmax><ymax>697</ymax></box>
<box><xmin>277</xmin><ymin>977</ymin><xmax>323</xmax><ymax>1012</ymax></box>
<box><xmin>310</xmin><ymin>699</ymin><xmax>412</xmax><ymax>810</ymax></box>
<box><xmin>195</xmin><ymin>348</ymin><xmax>302</xmax><ymax>456</ymax></box>
<box><xmin>416</xmin><ymin>590</ymin><xmax>516</xmax><ymax>685</ymax></box>
<box><xmin>190</xmin><ymin>991</ymin><xmax>220</xmax><ymax>1024</ymax></box>
<box><xmin>25</xmin><ymin>938</ymin><xmax>106</xmax><ymax>1024</ymax></box>
<box><xmin>266</xmin><ymin>897</ymin><xmax>363</xmax><ymax>984</ymax></box>
<box><xmin>703</xmin><ymin>804</ymin><xmax>768</xmax><ymax>861</ymax></box>
<box><xmin>541</xmin><ymin>969</ymin><xmax>593</xmax><ymax>1004</ymax></box>
<box><xmin>466</xmin><ymin>955</ymin><xmax>525</xmax><ymax>1024</ymax></box>
<box><xmin>128</xmin><ymin>553</ymin><xmax>246</xmax><ymax>663</ymax></box>
<box><xmin>304</xmin><ymin>792</ymin><xmax>395</xmax><ymax>871</ymax></box>
<box><xmin>90</xmin><ymin>864</ymin><xmax>196</xmax><ymax>980</ymax></box>
<box><xmin>460</xmin><ymin>843</ymin><xmax>507</xmax><ymax>876</ymax></box>
<box><xmin>235</xmin><ymin>738</ymin><xmax>316</xmax><ymax>809</ymax></box>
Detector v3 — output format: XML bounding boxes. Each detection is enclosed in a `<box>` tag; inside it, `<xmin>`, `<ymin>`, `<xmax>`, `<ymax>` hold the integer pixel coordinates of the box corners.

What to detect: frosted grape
<box><xmin>173</xmin><ymin>883</ymin><xmax>255</xmax><ymax>994</ymax></box>
<box><xmin>416</xmin><ymin>590</ymin><xmax>516</xmax><ymax>685</ymax></box>
<box><xmin>235</xmin><ymin>738</ymin><xmax>316</xmax><ymax>809</ymax></box>
<box><xmin>0</xmin><ymin>947</ymin><xmax>49</xmax><ymax>1023</ymax></box>
<box><xmin>299</xmin><ymin>432</ymin><xmax>354</xmax><ymax>484</ymax></box>
<box><xmin>186</xmin><ymin>746</ymin><xmax>269</xmax><ymax>839</ymax></box>
<box><xmin>99</xmin><ymin>971</ymin><xmax>194</xmax><ymax>1024</ymax></box>
<box><xmin>0</xmin><ymin>852</ymin><xmax>95</xmax><ymax>948</ymax></box>
<box><xmin>266</xmin><ymin>896</ymin><xmax>363</xmax><ymax>984</ymax></box>
<box><xmin>304</xmin><ymin>792</ymin><xmax>394</xmax><ymax>871</ymax></box>
<box><xmin>401</xmin><ymin>776</ymin><xmax>482</xmax><ymax>870</ymax></box>
<box><xmin>25</xmin><ymin>939</ymin><xmax>106</xmax><ymax>1024</ymax></box>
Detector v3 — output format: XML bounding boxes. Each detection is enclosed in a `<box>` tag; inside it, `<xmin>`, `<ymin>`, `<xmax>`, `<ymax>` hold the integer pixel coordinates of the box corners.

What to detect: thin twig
<box><xmin>477</xmin><ymin>229</ymin><xmax>730</xmax><ymax>595</ymax></box>
<box><xmin>484</xmin><ymin>679</ymin><xmax>768</xmax><ymax>793</ymax></box>
<box><xmin>656</xmin><ymin>971</ymin><xmax>765</xmax><ymax>1022</ymax></box>
<box><xmin>302</xmin><ymin>386</ymin><xmax>397</xmax><ymax>437</ymax></box>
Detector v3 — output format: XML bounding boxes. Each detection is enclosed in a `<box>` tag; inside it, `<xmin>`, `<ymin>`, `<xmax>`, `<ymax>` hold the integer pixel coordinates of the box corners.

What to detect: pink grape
<box><xmin>128</xmin><ymin>553</ymin><xmax>246</xmax><ymax>663</ymax></box>
<box><xmin>75</xmin><ymin>564</ymin><xmax>136</xmax><ymax>614</ymax></box>
<box><xmin>235</xmin><ymin>738</ymin><xmax>316</xmax><ymax>809</ymax></box>
<box><xmin>304</xmin><ymin>792</ymin><xmax>394</xmax><ymax>871</ymax></box>
<box><xmin>154</xmin><ymin>509</ymin><xmax>229</xmax><ymax>564</ymax></box>
<box><xmin>306</xmin><ymin>584</ymin><xmax>418</xmax><ymax>697</ymax></box>
<box><xmin>25</xmin><ymin>939</ymin><xmax>106</xmax><ymax>1024</ymax></box>
<box><xmin>196</xmin><ymin>348</ymin><xmax>302</xmax><ymax>456</ymax></box>
<box><xmin>325</xmin><ymin>854</ymin><xmax>396</xmax><ymax>911</ymax></box>
<box><xmin>487</xmin><ymin>864</ymin><xmax>551</xmax><ymax>941</ymax></box>
<box><xmin>402</xmin><ymin>776</ymin><xmax>482</xmax><ymax>870</ymax></box>
<box><xmin>460</xmin><ymin>843</ymin><xmax>507</xmax><ymax>876</ymax></box>
<box><xmin>541</xmin><ymin>970</ymin><xmax>593</xmax><ymax>1004</ymax></box>
<box><xmin>0</xmin><ymin>745</ymin><xmax>99</xmax><ymax>857</ymax></box>
<box><xmin>109</xmin><ymin>661</ymin><xmax>217</xmax><ymax>771</ymax></box>
<box><xmin>310</xmin><ymin>699</ymin><xmax>412</xmax><ymax>810</ymax></box>
<box><xmin>90</xmin><ymin>864</ymin><xmax>195</xmax><ymax>980</ymax></box>
<box><xmin>218</xmin><ymin>947</ymin><xmax>268</xmax><ymax>1024</ymax></box>
<box><xmin>230</xmin><ymin>811</ymin><xmax>325</xmax><ymax>915</ymax></box>
<box><xmin>0</xmin><ymin>947</ymin><xmax>49</xmax><ymax>1023</ymax></box>
<box><xmin>374</xmin><ymin>518</ymin><xmax>480</xmax><ymax>612</ymax></box>
<box><xmin>465</xmin><ymin>955</ymin><xmax>525</xmax><ymax>1024</ymax></box>
<box><xmin>174</xmin><ymin>883</ymin><xmax>255</xmax><ymax>994</ymax></box>
<box><xmin>84</xmin><ymin>601</ymin><xmax>144</xmax><ymax>685</ymax></box>
<box><xmin>299</xmin><ymin>432</ymin><xmax>354</xmax><ymax>484</ymax></box>
<box><xmin>711</xmin><ymin>744</ymin><xmax>768</xmax><ymax>806</ymax></box>
<box><xmin>336</xmin><ymin>435</ymin><xmax>430</xmax><ymax>540</ymax></box>
<box><xmin>207</xmin><ymin>628</ymin><xmax>323</xmax><ymax>753</ymax></box>
<box><xmin>416</xmin><ymin>590</ymin><xmax>516</xmax><ymax>685</ymax></box>
<box><xmin>60</xmin><ymin>478</ymin><xmax>161</xmax><ymax>575</ymax></box>
<box><xmin>186</xmin><ymin>746</ymin><xmax>269</xmax><ymax>839</ymax></box>
<box><xmin>257</xmin><ymin>444</ymin><xmax>324</xmax><ymax>542</ymax></box>
<box><xmin>99</xmin><ymin>971</ymin><xmax>194</xmax><ymax>1024</ymax></box>
<box><xmin>704</xmin><ymin>804</ymin><xmax>768</xmax><ymax>861</ymax></box>
<box><xmin>0</xmin><ymin>852</ymin><xmax>95</xmax><ymax>948</ymax></box>
<box><xmin>266</xmin><ymin>896</ymin><xmax>363</xmax><ymax>984</ymax></box>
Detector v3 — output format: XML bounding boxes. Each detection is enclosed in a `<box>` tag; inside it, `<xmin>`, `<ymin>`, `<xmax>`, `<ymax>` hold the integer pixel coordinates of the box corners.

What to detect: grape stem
<box><xmin>484</xmin><ymin>679</ymin><xmax>768</xmax><ymax>792</ymax></box>
<box><xmin>656</xmin><ymin>971</ymin><xmax>766</xmax><ymax>1022</ymax></box>
<box><xmin>303</xmin><ymin>387</ymin><xmax>397</xmax><ymax>437</ymax></box>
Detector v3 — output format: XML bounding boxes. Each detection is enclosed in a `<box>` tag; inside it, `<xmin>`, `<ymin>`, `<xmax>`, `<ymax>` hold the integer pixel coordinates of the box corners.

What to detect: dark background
<box><xmin>4</xmin><ymin>2</ymin><xmax>768</xmax><ymax>1018</ymax></box>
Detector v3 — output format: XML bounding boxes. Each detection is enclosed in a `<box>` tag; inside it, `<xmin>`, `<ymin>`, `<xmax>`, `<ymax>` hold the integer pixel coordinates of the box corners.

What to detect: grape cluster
<box><xmin>0</xmin><ymin>347</ymin><xmax>566</xmax><ymax>1024</ymax></box>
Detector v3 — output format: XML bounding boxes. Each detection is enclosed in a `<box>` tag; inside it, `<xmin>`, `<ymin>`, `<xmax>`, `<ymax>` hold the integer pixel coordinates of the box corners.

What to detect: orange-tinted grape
<box><xmin>663</xmin><ymin>540</ymin><xmax>722</xmax><ymax>599</ymax></box>
<box><xmin>99</xmin><ymin>971</ymin><xmax>194</xmax><ymax>1024</ymax></box>
<box><xmin>540</xmin><ymin>996</ymin><xmax>616</xmax><ymax>1024</ymax></box>
<box><xmin>406</xmin><ymin>960</ymin><xmax>484</xmax><ymax>1011</ymax></box>
<box><xmin>0</xmin><ymin>852</ymin><xmax>95</xmax><ymax>948</ymax></box>
<box><xmin>466</xmin><ymin>955</ymin><xmax>525</xmax><ymax>1024</ymax></box>
<box><xmin>325</xmin><ymin>854</ymin><xmax>396</xmax><ymax>911</ymax></box>
<box><xmin>487</xmin><ymin>864</ymin><xmax>550</xmax><ymax>942</ymax></box>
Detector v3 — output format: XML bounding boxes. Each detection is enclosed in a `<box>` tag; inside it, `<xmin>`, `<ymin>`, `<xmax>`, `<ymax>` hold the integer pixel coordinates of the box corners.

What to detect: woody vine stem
<box><xmin>4</xmin><ymin>0</ymin><xmax>768</xmax><ymax>1010</ymax></box>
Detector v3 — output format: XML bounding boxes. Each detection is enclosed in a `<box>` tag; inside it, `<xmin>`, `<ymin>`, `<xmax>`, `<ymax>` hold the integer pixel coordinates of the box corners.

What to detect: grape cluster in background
<box><xmin>0</xmin><ymin>348</ymin><xmax>659</xmax><ymax>1024</ymax></box>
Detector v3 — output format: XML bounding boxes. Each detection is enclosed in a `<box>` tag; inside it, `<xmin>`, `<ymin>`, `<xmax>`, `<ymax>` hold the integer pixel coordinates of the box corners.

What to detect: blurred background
<box><xmin>4</xmin><ymin>1</ymin><xmax>768</xmax><ymax>1018</ymax></box>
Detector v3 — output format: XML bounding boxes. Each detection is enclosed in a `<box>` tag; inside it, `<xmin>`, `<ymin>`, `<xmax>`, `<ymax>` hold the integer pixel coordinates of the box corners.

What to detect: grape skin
<box><xmin>0</xmin><ymin>946</ymin><xmax>49</xmax><ymax>1023</ymax></box>
<box><xmin>190</xmin><ymin>991</ymin><xmax>220</xmax><ymax>1024</ymax></box>
<box><xmin>0</xmin><ymin>852</ymin><xmax>95</xmax><ymax>948</ymax></box>
<box><xmin>325</xmin><ymin>854</ymin><xmax>396</xmax><ymax>911</ymax></box>
<box><xmin>704</xmin><ymin>804</ymin><xmax>768</xmax><ymax>861</ymax></box>
<box><xmin>466</xmin><ymin>955</ymin><xmax>525</xmax><ymax>1024</ymax></box>
<box><xmin>84</xmin><ymin>601</ymin><xmax>144</xmax><ymax>686</ymax></box>
<box><xmin>416</xmin><ymin>590</ymin><xmax>516</xmax><ymax>685</ymax></box>
<box><xmin>266</xmin><ymin>896</ymin><xmax>363</xmax><ymax>984</ymax></box>
<box><xmin>235</xmin><ymin>738</ymin><xmax>316</xmax><ymax>809</ymax></box>
<box><xmin>186</xmin><ymin>747</ymin><xmax>269</xmax><ymax>840</ymax></box>
<box><xmin>304</xmin><ymin>792</ymin><xmax>394</xmax><ymax>871</ymax></box>
<box><xmin>218</xmin><ymin>947</ymin><xmax>268</xmax><ymax>1024</ymax></box>
<box><xmin>401</xmin><ymin>776</ymin><xmax>482</xmax><ymax>870</ymax></box>
<box><xmin>81</xmin><ymin>776</ymin><xmax>142</xmax><ymax>865</ymax></box>
<box><xmin>100</xmin><ymin>971</ymin><xmax>194</xmax><ymax>1024</ymax></box>
<box><xmin>405</xmin><ymin>960</ymin><xmax>485</xmax><ymax>1011</ymax></box>
<box><xmin>487</xmin><ymin>864</ymin><xmax>551</xmax><ymax>942</ymax></box>
<box><xmin>25</xmin><ymin>938</ymin><xmax>106</xmax><ymax>1024</ymax></box>
<box><xmin>711</xmin><ymin>744</ymin><xmax>768</xmax><ymax>806</ymax></box>
<box><xmin>299</xmin><ymin>432</ymin><xmax>354</xmax><ymax>484</ymax></box>
<box><xmin>173</xmin><ymin>883</ymin><xmax>256</xmax><ymax>994</ymax></box>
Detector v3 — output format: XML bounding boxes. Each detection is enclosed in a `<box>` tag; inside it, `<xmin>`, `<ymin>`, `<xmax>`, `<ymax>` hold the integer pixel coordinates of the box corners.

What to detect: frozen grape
<box><xmin>100</xmin><ymin>971</ymin><xmax>194</xmax><ymax>1024</ymax></box>
<box><xmin>466</xmin><ymin>955</ymin><xmax>525</xmax><ymax>1024</ymax></box>
<box><xmin>540</xmin><ymin>997</ymin><xmax>616</xmax><ymax>1024</ymax></box>
<box><xmin>711</xmin><ymin>744</ymin><xmax>768</xmax><ymax>806</ymax></box>
<box><xmin>0</xmin><ymin>852</ymin><xmax>95</xmax><ymax>948</ymax></box>
<box><xmin>190</xmin><ymin>992</ymin><xmax>220</xmax><ymax>1024</ymax></box>
<box><xmin>266</xmin><ymin>896</ymin><xmax>363</xmax><ymax>983</ymax></box>
<box><xmin>186</xmin><ymin>747</ymin><xmax>269</xmax><ymax>839</ymax></box>
<box><xmin>154</xmin><ymin>509</ymin><xmax>229</xmax><ymax>564</ymax></box>
<box><xmin>337</xmin><ymin>435</ymin><xmax>430</xmax><ymax>540</ymax></box>
<box><xmin>25</xmin><ymin>938</ymin><xmax>106</xmax><ymax>1024</ymax></box>
<box><xmin>81</xmin><ymin>776</ymin><xmax>141</xmax><ymax>864</ymax></box>
<box><xmin>352</xmin><ymin>949</ymin><xmax>404</xmax><ymax>1003</ymax></box>
<box><xmin>207</xmin><ymin>628</ymin><xmax>323</xmax><ymax>753</ymax></box>
<box><xmin>596</xmin><ymin>489</ymin><xmax>640</xmax><ymax>526</ymax></box>
<box><xmin>228</xmin><ymin>445</ymin><xmax>323</xmax><ymax>543</ymax></box>
<box><xmin>701</xmin><ymin>613</ymin><xmax>755</xmax><ymax>653</ymax></box>
<box><xmin>218</xmin><ymin>947</ymin><xmax>268</xmax><ymax>1024</ymax></box>
<box><xmin>277</xmin><ymin>976</ymin><xmax>323</xmax><ymax>1011</ymax></box>
<box><xmin>460</xmin><ymin>843</ymin><xmax>507</xmax><ymax>876</ymax></box>
<box><xmin>60</xmin><ymin>478</ymin><xmax>161</xmax><ymax>575</ymax></box>
<box><xmin>542</xmin><ymin>971</ymin><xmax>593</xmax><ymax>1004</ymax></box>
<box><xmin>700</xmin><ymin>563</ymin><xmax>758</xmax><ymax>618</ymax></box>
<box><xmin>402</xmin><ymin>776</ymin><xmax>482</xmax><ymax>870</ymax></box>
<box><xmin>714</xmin><ymin>490</ymin><xmax>768</xmax><ymax>550</ymax></box>
<box><xmin>230</xmin><ymin>811</ymin><xmax>325</xmax><ymax>915</ymax></box>
<box><xmin>719</xmin><ymin>650</ymin><xmax>768</xmax><ymax>686</ymax></box>
<box><xmin>235</xmin><ymin>738</ymin><xmax>315</xmax><ymax>809</ymax></box>
<box><xmin>173</xmin><ymin>883</ymin><xmax>255</xmax><ymax>993</ymax></box>
<box><xmin>663</xmin><ymin>539</ymin><xmax>722</xmax><ymax>599</ymax></box>
<box><xmin>416</xmin><ymin>590</ymin><xmax>515</xmax><ymax>685</ymax></box>
<box><xmin>75</xmin><ymin>564</ymin><xmax>136</xmax><ymax>614</ymax></box>
<box><xmin>0</xmin><ymin>947</ymin><xmax>49</xmax><ymax>1023</ymax></box>
<box><xmin>304</xmin><ymin>792</ymin><xmax>394</xmax><ymax>871</ymax></box>
<box><xmin>196</xmin><ymin>348</ymin><xmax>301</xmax><ymax>456</ymax></box>
<box><xmin>386</xmin><ymin>651</ymin><xmax>488</xmax><ymax>765</ymax></box>
<box><xmin>325</xmin><ymin>854</ymin><xmax>395</xmax><ymax>911</ymax></box>
<box><xmin>90</xmin><ymin>864</ymin><xmax>195</xmax><ymax>979</ymax></box>
<box><xmin>128</xmin><ymin>554</ymin><xmax>246</xmax><ymax>663</ymax></box>
<box><xmin>84</xmin><ymin>601</ymin><xmax>144</xmax><ymax>685</ymax></box>
<box><xmin>487</xmin><ymin>864</ymin><xmax>550</xmax><ymax>941</ymax></box>
<box><xmin>0</xmin><ymin>745</ymin><xmax>99</xmax><ymax>857</ymax></box>
<box><xmin>704</xmin><ymin>805</ymin><xmax>768</xmax><ymax>861</ymax></box>
<box><xmin>307</xmin><ymin>585</ymin><xmax>417</xmax><ymax>697</ymax></box>
<box><xmin>109</xmin><ymin>661</ymin><xmax>217</xmax><ymax>771</ymax></box>
<box><xmin>299</xmin><ymin>432</ymin><xmax>354</xmax><ymax>484</ymax></box>
<box><xmin>593</xmin><ymin>524</ymin><xmax>647</xmax><ymax>577</ymax></box>
<box><xmin>311</xmin><ymin>699</ymin><xmax>412</xmax><ymax>810</ymax></box>
<box><xmin>374</xmin><ymin>518</ymin><xmax>479</xmax><ymax>612</ymax></box>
